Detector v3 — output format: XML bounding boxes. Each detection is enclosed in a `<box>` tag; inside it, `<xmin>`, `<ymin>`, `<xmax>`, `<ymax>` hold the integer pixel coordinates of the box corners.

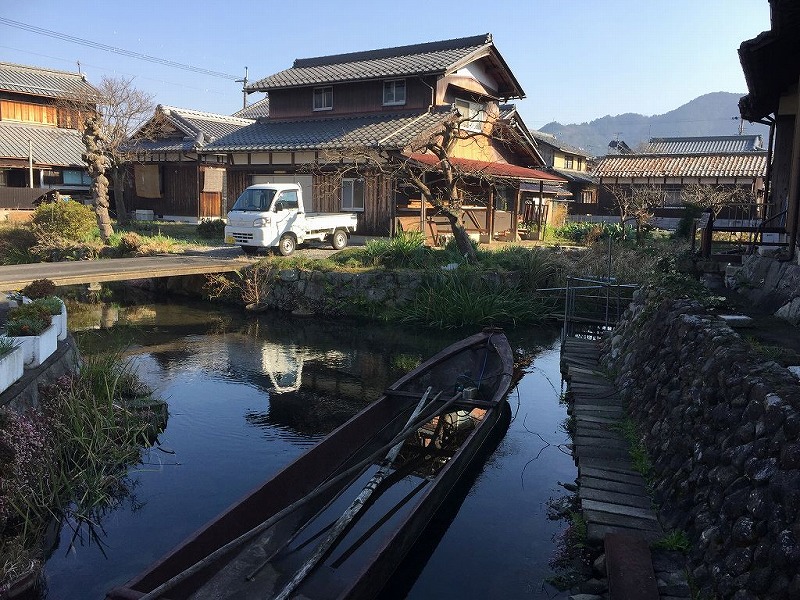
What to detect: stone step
<box><xmin>605</xmin><ymin>532</ymin><xmax>660</xmax><ymax>600</ymax></box>
<box><xmin>582</xmin><ymin>498</ymin><xmax>659</xmax><ymax>521</ymax></box>
<box><xmin>581</xmin><ymin>486</ymin><xmax>653</xmax><ymax>509</ymax></box>
<box><xmin>579</xmin><ymin>476</ymin><xmax>647</xmax><ymax>496</ymax></box>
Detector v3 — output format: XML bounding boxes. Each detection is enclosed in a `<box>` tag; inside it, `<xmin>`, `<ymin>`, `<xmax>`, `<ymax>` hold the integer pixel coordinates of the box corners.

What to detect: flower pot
<box><xmin>51</xmin><ymin>300</ymin><xmax>68</xmax><ymax>341</ymax></box>
<box><xmin>0</xmin><ymin>343</ymin><xmax>24</xmax><ymax>394</ymax></box>
<box><xmin>8</xmin><ymin>323</ymin><xmax>58</xmax><ymax>368</ymax></box>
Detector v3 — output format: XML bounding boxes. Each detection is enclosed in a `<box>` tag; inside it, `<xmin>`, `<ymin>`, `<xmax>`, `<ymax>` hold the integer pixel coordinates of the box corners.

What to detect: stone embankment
<box><xmin>727</xmin><ymin>255</ymin><xmax>800</xmax><ymax>324</ymax></box>
<box><xmin>602</xmin><ymin>288</ymin><xmax>800</xmax><ymax>599</ymax></box>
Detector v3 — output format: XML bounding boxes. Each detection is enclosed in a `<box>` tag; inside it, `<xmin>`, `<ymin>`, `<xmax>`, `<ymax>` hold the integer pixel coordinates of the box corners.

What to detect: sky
<box><xmin>0</xmin><ymin>0</ymin><xmax>771</xmax><ymax>130</ymax></box>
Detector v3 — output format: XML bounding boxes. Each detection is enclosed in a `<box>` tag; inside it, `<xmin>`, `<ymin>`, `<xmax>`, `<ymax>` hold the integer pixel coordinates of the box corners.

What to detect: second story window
<box><xmin>383</xmin><ymin>79</ymin><xmax>406</xmax><ymax>106</ymax></box>
<box><xmin>313</xmin><ymin>86</ymin><xmax>333</xmax><ymax>111</ymax></box>
<box><xmin>455</xmin><ymin>98</ymin><xmax>485</xmax><ymax>133</ymax></box>
<box><xmin>564</xmin><ymin>155</ymin><xmax>574</xmax><ymax>169</ymax></box>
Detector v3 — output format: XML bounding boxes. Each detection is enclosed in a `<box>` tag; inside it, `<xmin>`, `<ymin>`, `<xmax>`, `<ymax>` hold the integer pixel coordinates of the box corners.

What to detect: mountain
<box><xmin>539</xmin><ymin>92</ymin><xmax>770</xmax><ymax>157</ymax></box>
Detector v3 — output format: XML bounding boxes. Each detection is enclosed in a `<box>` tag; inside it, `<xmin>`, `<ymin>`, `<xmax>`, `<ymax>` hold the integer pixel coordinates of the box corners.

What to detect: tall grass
<box><xmin>396</xmin><ymin>270</ymin><xmax>556</xmax><ymax>328</ymax></box>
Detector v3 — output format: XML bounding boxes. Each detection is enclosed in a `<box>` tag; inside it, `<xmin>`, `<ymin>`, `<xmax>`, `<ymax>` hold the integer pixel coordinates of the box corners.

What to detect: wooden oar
<box><xmin>137</xmin><ymin>388</ymin><xmax>461</xmax><ymax>600</ymax></box>
<box><xmin>271</xmin><ymin>386</ymin><xmax>435</xmax><ymax>600</ymax></box>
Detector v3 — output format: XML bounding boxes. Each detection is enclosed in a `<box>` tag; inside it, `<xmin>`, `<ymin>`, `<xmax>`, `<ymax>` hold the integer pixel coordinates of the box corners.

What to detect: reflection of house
<box><xmin>589</xmin><ymin>135</ymin><xmax>767</xmax><ymax>227</ymax></box>
<box><xmin>739</xmin><ymin>0</ymin><xmax>800</xmax><ymax>257</ymax></box>
<box><xmin>127</xmin><ymin>105</ymin><xmax>254</xmax><ymax>221</ymax></box>
<box><xmin>0</xmin><ymin>62</ymin><xmax>97</xmax><ymax>216</ymax></box>
<box><xmin>198</xmin><ymin>34</ymin><xmax>565</xmax><ymax>240</ymax></box>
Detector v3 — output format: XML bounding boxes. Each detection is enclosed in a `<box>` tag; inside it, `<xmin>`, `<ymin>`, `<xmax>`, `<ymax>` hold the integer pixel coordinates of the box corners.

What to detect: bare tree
<box><xmin>681</xmin><ymin>183</ymin><xmax>754</xmax><ymax>219</ymax></box>
<box><xmin>313</xmin><ymin>108</ymin><xmax>520</xmax><ymax>261</ymax></box>
<box><xmin>604</xmin><ymin>183</ymin><xmax>662</xmax><ymax>245</ymax></box>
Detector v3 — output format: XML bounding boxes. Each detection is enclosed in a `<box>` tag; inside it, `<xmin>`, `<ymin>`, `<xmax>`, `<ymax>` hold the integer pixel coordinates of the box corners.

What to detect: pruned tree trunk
<box><xmin>442</xmin><ymin>210</ymin><xmax>476</xmax><ymax>261</ymax></box>
<box><xmin>82</xmin><ymin>115</ymin><xmax>114</xmax><ymax>242</ymax></box>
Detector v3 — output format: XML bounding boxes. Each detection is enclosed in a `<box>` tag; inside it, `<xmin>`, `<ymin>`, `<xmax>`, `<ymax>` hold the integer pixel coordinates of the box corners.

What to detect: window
<box><xmin>580</xmin><ymin>189</ymin><xmax>596</xmax><ymax>204</ymax></box>
<box><xmin>454</xmin><ymin>98</ymin><xmax>485</xmax><ymax>133</ymax></box>
<box><xmin>342</xmin><ymin>179</ymin><xmax>365</xmax><ymax>211</ymax></box>
<box><xmin>313</xmin><ymin>86</ymin><xmax>333</xmax><ymax>111</ymax></box>
<box><xmin>661</xmin><ymin>184</ymin><xmax>683</xmax><ymax>208</ymax></box>
<box><xmin>278</xmin><ymin>190</ymin><xmax>299</xmax><ymax>210</ymax></box>
<box><xmin>63</xmin><ymin>170</ymin><xmax>92</xmax><ymax>186</ymax></box>
<box><xmin>563</xmin><ymin>155</ymin><xmax>574</xmax><ymax>170</ymax></box>
<box><xmin>383</xmin><ymin>79</ymin><xmax>406</xmax><ymax>106</ymax></box>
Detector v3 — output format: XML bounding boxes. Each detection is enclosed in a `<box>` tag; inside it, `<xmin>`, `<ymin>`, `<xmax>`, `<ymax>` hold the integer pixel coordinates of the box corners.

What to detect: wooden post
<box><xmin>487</xmin><ymin>186</ymin><xmax>494</xmax><ymax>243</ymax></box>
<box><xmin>512</xmin><ymin>186</ymin><xmax>521</xmax><ymax>240</ymax></box>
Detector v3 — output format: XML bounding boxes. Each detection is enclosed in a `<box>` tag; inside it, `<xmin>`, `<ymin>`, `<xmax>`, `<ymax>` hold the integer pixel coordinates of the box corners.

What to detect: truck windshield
<box><xmin>231</xmin><ymin>188</ymin><xmax>277</xmax><ymax>211</ymax></box>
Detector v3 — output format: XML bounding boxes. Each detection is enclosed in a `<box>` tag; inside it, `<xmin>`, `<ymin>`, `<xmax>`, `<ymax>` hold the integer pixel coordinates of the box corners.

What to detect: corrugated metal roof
<box><xmin>0</xmin><ymin>122</ymin><xmax>85</xmax><ymax>166</ymax></box>
<box><xmin>643</xmin><ymin>135</ymin><xmax>763</xmax><ymax>154</ymax></box>
<box><xmin>233</xmin><ymin>97</ymin><xmax>269</xmax><ymax>119</ymax></box>
<box><xmin>248</xmin><ymin>34</ymin><xmax>491</xmax><ymax>90</ymax></box>
<box><xmin>201</xmin><ymin>109</ymin><xmax>451</xmax><ymax>153</ymax></box>
<box><xmin>594</xmin><ymin>153</ymin><xmax>767</xmax><ymax>179</ymax></box>
<box><xmin>0</xmin><ymin>61</ymin><xmax>98</xmax><ymax>99</ymax></box>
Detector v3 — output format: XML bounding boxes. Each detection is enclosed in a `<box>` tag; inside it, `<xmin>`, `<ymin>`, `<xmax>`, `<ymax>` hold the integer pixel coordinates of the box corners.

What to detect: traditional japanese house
<box><xmin>198</xmin><ymin>34</ymin><xmax>566</xmax><ymax>240</ymax></box>
<box><xmin>126</xmin><ymin>105</ymin><xmax>253</xmax><ymax>221</ymax></box>
<box><xmin>0</xmin><ymin>62</ymin><xmax>97</xmax><ymax>218</ymax></box>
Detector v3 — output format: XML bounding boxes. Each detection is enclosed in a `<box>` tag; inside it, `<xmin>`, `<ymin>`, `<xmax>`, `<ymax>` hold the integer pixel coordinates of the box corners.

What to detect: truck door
<box><xmin>273</xmin><ymin>189</ymin><xmax>301</xmax><ymax>237</ymax></box>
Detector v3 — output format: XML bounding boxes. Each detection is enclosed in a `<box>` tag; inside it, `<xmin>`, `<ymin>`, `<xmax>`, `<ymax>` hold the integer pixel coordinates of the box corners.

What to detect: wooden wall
<box><xmin>268</xmin><ymin>78</ymin><xmax>433</xmax><ymax>120</ymax></box>
<box><xmin>126</xmin><ymin>163</ymin><xmax>198</xmax><ymax>217</ymax></box>
<box><xmin>313</xmin><ymin>172</ymin><xmax>393</xmax><ymax>236</ymax></box>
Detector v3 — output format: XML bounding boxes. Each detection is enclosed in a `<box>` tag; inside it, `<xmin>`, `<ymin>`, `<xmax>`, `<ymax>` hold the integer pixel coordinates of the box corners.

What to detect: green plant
<box><xmin>653</xmin><ymin>529</ymin><xmax>690</xmax><ymax>552</ymax></box>
<box><xmin>0</xmin><ymin>337</ymin><xmax>16</xmax><ymax>357</ymax></box>
<box><xmin>197</xmin><ymin>218</ymin><xmax>226</xmax><ymax>239</ymax></box>
<box><xmin>20</xmin><ymin>279</ymin><xmax>56</xmax><ymax>299</ymax></box>
<box><xmin>31</xmin><ymin>200</ymin><xmax>97</xmax><ymax>241</ymax></box>
<box><xmin>0</xmin><ymin>226</ymin><xmax>38</xmax><ymax>265</ymax></box>
<box><xmin>116</xmin><ymin>232</ymin><xmax>145</xmax><ymax>256</ymax></box>
<box><xmin>614</xmin><ymin>418</ymin><xmax>653</xmax><ymax>479</ymax></box>
<box><xmin>32</xmin><ymin>296</ymin><xmax>62</xmax><ymax>316</ymax></box>
<box><xmin>6</xmin><ymin>303</ymin><xmax>51</xmax><ymax>336</ymax></box>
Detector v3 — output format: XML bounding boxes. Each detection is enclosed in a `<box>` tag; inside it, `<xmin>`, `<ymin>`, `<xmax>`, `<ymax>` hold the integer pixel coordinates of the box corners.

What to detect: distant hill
<box><xmin>539</xmin><ymin>92</ymin><xmax>770</xmax><ymax>157</ymax></box>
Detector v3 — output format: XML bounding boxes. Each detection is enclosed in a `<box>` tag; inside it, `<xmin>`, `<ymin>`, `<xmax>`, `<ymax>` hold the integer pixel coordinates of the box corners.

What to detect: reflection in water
<box><xmin>35</xmin><ymin>299</ymin><xmax>573</xmax><ymax>600</ymax></box>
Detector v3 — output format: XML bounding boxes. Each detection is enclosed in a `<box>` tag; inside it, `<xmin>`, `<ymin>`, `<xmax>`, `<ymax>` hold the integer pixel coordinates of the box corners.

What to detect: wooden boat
<box><xmin>107</xmin><ymin>329</ymin><xmax>514</xmax><ymax>600</ymax></box>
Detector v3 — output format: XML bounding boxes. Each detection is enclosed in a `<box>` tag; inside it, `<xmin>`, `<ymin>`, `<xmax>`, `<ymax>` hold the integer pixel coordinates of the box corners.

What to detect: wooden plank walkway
<box><xmin>561</xmin><ymin>337</ymin><xmax>663</xmax><ymax>545</ymax></box>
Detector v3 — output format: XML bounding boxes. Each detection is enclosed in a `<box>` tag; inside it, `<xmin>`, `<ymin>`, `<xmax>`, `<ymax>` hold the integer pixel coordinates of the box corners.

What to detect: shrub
<box><xmin>116</xmin><ymin>232</ymin><xmax>145</xmax><ymax>256</ymax></box>
<box><xmin>21</xmin><ymin>279</ymin><xmax>56</xmax><ymax>300</ymax></box>
<box><xmin>197</xmin><ymin>218</ymin><xmax>226</xmax><ymax>239</ymax></box>
<box><xmin>31</xmin><ymin>200</ymin><xmax>97</xmax><ymax>241</ymax></box>
<box><xmin>0</xmin><ymin>226</ymin><xmax>38</xmax><ymax>265</ymax></box>
<box><xmin>0</xmin><ymin>337</ymin><xmax>16</xmax><ymax>357</ymax></box>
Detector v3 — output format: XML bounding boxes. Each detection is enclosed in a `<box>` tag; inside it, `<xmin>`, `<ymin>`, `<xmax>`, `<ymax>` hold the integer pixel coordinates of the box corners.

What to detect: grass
<box><xmin>614</xmin><ymin>418</ymin><xmax>653</xmax><ymax>480</ymax></box>
<box><xmin>653</xmin><ymin>529</ymin><xmax>691</xmax><ymax>552</ymax></box>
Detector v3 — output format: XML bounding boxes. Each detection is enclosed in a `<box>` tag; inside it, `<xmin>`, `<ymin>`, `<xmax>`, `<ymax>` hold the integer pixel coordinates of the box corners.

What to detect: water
<box><xmin>36</xmin><ymin>300</ymin><xmax>576</xmax><ymax>599</ymax></box>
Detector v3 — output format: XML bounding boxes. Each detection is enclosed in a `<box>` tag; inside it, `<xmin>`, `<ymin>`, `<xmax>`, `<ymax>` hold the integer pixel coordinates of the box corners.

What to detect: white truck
<box><xmin>224</xmin><ymin>183</ymin><xmax>358</xmax><ymax>256</ymax></box>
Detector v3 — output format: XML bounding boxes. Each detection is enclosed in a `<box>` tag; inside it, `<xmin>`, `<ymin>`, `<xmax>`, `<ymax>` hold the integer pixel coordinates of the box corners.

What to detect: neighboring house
<box><xmin>0</xmin><ymin>62</ymin><xmax>97</xmax><ymax>216</ymax></box>
<box><xmin>233</xmin><ymin>96</ymin><xmax>269</xmax><ymax>119</ymax></box>
<box><xmin>528</xmin><ymin>127</ymin><xmax>597</xmax><ymax>221</ymax></box>
<box><xmin>739</xmin><ymin>0</ymin><xmax>800</xmax><ymax>257</ymax></box>
<box><xmin>198</xmin><ymin>34</ymin><xmax>566</xmax><ymax>239</ymax></box>
<box><xmin>127</xmin><ymin>105</ymin><xmax>254</xmax><ymax>220</ymax></box>
<box><xmin>589</xmin><ymin>135</ymin><xmax>768</xmax><ymax>227</ymax></box>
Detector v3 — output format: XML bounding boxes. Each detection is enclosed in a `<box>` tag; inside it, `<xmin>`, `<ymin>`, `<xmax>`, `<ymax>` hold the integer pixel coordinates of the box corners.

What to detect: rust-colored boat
<box><xmin>107</xmin><ymin>330</ymin><xmax>514</xmax><ymax>600</ymax></box>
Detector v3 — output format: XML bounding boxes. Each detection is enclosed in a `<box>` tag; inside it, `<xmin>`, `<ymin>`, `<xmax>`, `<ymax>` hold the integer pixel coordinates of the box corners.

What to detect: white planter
<box><xmin>8</xmin><ymin>323</ymin><xmax>58</xmax><ymax>368</ymax></box>
<box><xmin>51</xmin><ymin>301</ymin><xmax>68</xmax><ymax>341</ymax></box>
<box><xmin>0</xmin><ymin>344</ymin><xmax>24</xmax><ymax>394</ymax></box>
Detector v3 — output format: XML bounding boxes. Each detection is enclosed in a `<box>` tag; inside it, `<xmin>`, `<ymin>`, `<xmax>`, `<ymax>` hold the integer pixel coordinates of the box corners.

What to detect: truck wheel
<box><xmin>241</xmin><ymin>245</ymin><xmax>259</xmax><ymax>256</ymax></box>
<box><xmin>278</xmin><ymin>234</ymin><xmax>296</xmax><ymax>256</ymax></box>
<box><xmin>331</xmin><ymin>229</ymin><xmax>348</xmax><ymax>250</ymax></box>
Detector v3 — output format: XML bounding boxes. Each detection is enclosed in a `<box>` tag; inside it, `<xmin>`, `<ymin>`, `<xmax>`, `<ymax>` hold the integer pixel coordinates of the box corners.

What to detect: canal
<box><xmin>38</xmin><ymin>300</ymin><xmax>576</xmax><ymax>599</ymax></box>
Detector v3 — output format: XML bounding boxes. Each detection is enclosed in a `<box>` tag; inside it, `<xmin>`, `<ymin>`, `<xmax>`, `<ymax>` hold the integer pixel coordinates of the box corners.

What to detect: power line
<box><xmin>0</xmin><ymin>17</ymin><xmax>239</xmax><ymax>80</ymax></box>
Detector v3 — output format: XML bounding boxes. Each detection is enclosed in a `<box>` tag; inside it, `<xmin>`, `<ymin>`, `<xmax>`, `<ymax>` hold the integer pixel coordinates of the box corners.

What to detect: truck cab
<box><xmin>225</xmin><ymin>184</ymin><xmax>357</xmax><ymax>255</ymax></box>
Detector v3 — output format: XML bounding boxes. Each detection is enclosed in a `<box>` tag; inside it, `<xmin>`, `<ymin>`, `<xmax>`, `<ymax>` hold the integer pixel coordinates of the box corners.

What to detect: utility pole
<box><xmin>236</xmin><ymin>67</ymin><xmax>248</xmax><ymax>110</ymax></box>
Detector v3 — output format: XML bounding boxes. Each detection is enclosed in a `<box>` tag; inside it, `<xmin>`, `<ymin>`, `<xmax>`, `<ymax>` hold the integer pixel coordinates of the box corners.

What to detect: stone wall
<box><xmin>603</xmin><ymin>289</ymin><xmax>800</xmax><ymax>599</ymax></box>
<box><xmin>727</xmin><ymin>255</ymin><xmax>800</xmax><ymax>324</ymax></box>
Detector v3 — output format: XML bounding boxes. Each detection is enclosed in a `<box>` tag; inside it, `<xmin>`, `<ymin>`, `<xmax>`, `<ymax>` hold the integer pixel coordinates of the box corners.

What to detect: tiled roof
<box><xmin>643</xmin><ymin>135</ymin><xmax>763</xmax><ymax>154</ymax></box>
<box><xmin>593</xmin><ymin>153</ymin><xmax>767</xmax><ymax>179</ymax></box>
<box><xmin>408</xmin><ymin>153</ymin><xmax>566</xmax><ymax>182</ymax></box>
<box><xmin>529</xmin><ymin>129</ymin><xmax>592</xmax><ymax>157</ymax></box>
<box><xmin>0</xmin><ymin>122</ymin><xmax>85</xmax><ymax>166</ymax></box>
<box><xmin>248</xmin><ymin>34</ymin><xmax>492</xmax><ymax>90</ymax></box>
<box><xmin>233</xmin><ymin>96</ymin><xmax>269</xmax><ymax>119</ymax></box>
<box><xmin>201</xmin><ymin>109</ymin><xmax>451</xmax><ymax>152</ymax></box>
<box><xmin>0</xmin><ymin>61</ymin><xmax>97</xmax><ymax>99</ymax></box>
<box><xmin>550</xmin><ymin>168</ymin><xmax>596</xmax><ymax>184</ymax></box>
<box><xmin>135</xmin><ymin>105</ymin><xmax>254</xmax><ymax>152</ymax></box>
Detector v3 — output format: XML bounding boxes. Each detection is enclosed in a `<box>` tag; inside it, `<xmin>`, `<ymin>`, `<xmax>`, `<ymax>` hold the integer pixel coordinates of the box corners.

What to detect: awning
<box><xmin>407</xmin><ymin>153</ymin><xmax>567</xmax><ymax>182</ymax></box>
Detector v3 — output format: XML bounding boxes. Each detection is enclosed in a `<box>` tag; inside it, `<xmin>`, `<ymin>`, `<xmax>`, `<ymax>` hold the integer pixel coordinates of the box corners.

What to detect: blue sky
<box><xmin>1</xmin><ymin>0</ymin><xmax>770</xmax><ymax>129</ymax></box>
